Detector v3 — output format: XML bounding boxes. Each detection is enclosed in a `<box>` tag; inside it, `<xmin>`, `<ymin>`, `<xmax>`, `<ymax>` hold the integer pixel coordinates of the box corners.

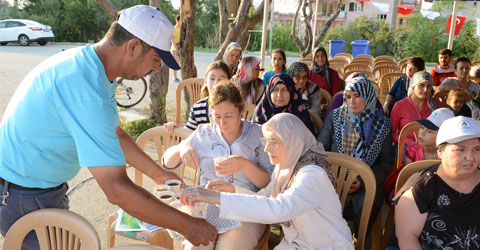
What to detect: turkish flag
<box><xmin>397</xmin><ymin>5</ymin><xmax>414</xmax><ymax>15</ymax></box>
<box><xmin>355</xmin><ymin>0</ymin><xmax>369</xmax><ymax>4</ymax></box>
<box><xmin>445</xmin><ymin>15</ymin><xmax>467</xmax><ymax>36</ymax></box>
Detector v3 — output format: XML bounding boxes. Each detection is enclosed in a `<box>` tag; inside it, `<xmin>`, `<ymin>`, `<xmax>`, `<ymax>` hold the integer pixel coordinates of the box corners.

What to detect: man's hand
<box><xmin>182</xmin><ymin>217</ymin><xmax>218</xmax><ymax>246</ymax></box>
<box><xmin>153</xmin><ymin>169</ymin><xmax>183</xmax><ymax>185</ymax></box>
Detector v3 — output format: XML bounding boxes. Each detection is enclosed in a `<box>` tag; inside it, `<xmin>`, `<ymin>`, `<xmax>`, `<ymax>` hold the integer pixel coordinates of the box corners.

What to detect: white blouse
<box><xmin>220</xmin><ymin>165</ymin><xmax>354</xmax><ymax>250</ymax></box>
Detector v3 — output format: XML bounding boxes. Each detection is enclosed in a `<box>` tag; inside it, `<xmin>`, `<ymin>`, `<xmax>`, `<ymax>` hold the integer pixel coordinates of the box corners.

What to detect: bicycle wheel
<box><xmin>115</xmin><ymin>77</ymin><xmax>148</xmax><ymax>108</ymax></box>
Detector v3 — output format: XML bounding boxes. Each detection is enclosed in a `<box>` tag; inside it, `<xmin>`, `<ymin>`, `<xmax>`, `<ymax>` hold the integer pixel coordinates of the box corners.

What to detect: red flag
<box><xmin>355</xmin><ymin>0</ymin><xmax>369</xmax><ymax>4</ymax></box>
<box><xmin>397</xmin><ymin>5</ymin><xmax>414</xmax><ymax>15</ymax></box>
<box><xmin>445</xmin><ymin>15</ymin><xmax>467</xmax><ymax>36</ymax></box>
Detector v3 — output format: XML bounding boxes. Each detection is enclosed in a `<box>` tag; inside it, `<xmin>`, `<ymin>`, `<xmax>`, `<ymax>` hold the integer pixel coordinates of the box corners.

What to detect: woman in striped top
<box><xmin>165</xmin><ymin>61</ymin><xmax>232</xmax><ymax>132</ymax></box>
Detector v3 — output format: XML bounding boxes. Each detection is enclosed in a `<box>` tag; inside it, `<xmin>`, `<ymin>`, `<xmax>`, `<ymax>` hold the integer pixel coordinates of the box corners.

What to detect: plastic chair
<box><xmin>3</xmin><ymin>208</ymin><xmax>101</xmax><ymax>250</ymax></box>
<box><xmin>471</xmin><ymin>77</ymin><xmax>480</xmax><ymax>84</ymax></box>
<box><xmin>242</xmin><ymin>102</ymin><xmax>257</xmax><ymax>121</ymax></box>
<box><xmin>351</xmin><ymin>59</ymin><xmax>374</xmax><ymax>67</ymax></box>
<box><xmin>309</xmin><ymin>111</ymin><xmax>323</xmax><ymax>136</ymax></box>
<box><xmin>107</xmin><ymin>126</ymin><xmax>196</xmax><ymax>249</ymax></box>
<box><xmin>396</xmin><ymin>160</ymin><xmax>440</xmax><ymax>191</ymax></box>
<box><xmin>325</xmin><ymin>152</ymin><xmax>376</xmax><ymax>250</ymax></box>
<box><xmin>330</xmin><ymin>59</ymin><xmax>350</xmax><ymax>69</ymax></box>
<box><xmin>373</xmin><ymin>61</ymin><xmax>398</xmax><ymax>70</ymax></box>
<box><xmin>253</xmin><ymin>224</ymin><xmax>271</xmax><ymax>250</ymax></box>
<box><xmin>108</xmin><ymin>246</ymin><xmax>168</xmax><ymax>250</ymax></box>
<box><xmin>344</xmin><ymin>70</ymin><xmax>375</xmax><ymax>82</ymax></box>
<box><xmin>175</xmin><ymin>78</ymin><xmax>204</xmax><ymax>124</ymax></box>
<box><xmin>334</xmin><ymin>53</ymin><xmax>353</xmax><ymax>61</ymax></box>
<box><xmin>378</xmin><ymin>72</ymin><xmax>405</xmax><ymax>104</ymax></box>
<box><xmin>374</xmin><ymin>55</ymin><xmax>395</xmax><ymax>62</ymax></box>
<box><xmin>472</xmin><ymin>60</ymin><xmax>480</xmax><ymax>67</ymax></box>
<box><xmin>345</xmin><ymin>64</ymin><xmax>372</xmax><ymax>74</ymax></box>
<box><xmin>396</xmin><ymin>121</ymin><xmax>421</xmax><ymax>169</ymax></box>
<box><xmin>373</xmin><ymin>65</ymin><xmax>400</xmax><ymax>83</ymax></box>
<box><xmin>355</xmin><ymin>54</ymin><xmax>374</xmax><ymax>60</ymax></box>
<box><xmin>329</xmin><ymin>63</ymin><xmax>344</xmax><ymax>75</ymax></box>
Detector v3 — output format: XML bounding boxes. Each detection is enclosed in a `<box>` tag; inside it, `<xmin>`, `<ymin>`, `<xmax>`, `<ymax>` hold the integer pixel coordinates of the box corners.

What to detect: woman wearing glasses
<box><xmin>163</xmin><ymin>81</ymin><xmax>274</xmax><ymax>250</ymax></box>
<box><xmin>181</xmin><ymin>113</ymin><xmax>354</xmax><ymax>250</ymax></box>
<box><xmin>234</xmin><ymin>56</ymin><xmax>265</xmax><ymax>105</ymax></box>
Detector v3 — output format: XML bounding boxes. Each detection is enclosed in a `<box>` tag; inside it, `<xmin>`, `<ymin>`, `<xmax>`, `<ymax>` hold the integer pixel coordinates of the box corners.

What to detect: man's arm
<box><xmin>116</xmin><ymin>126</ymin><xmax>181</xmax><ymax>184</ymax></box>
<box><xmin>88</xmin><ymin>165</ymin><xmax>217</xmax><ymax>246</ymax></box>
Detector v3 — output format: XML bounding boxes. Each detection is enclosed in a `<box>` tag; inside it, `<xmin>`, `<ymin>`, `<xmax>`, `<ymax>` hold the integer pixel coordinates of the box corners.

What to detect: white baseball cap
<box><xmin>436</xmin><ymin>116</ymin><xmax>480</xmax><ymax>147</ymax></box>
<box><xmin>118</xmin><ymin>5</ymin><xmax>180</xmax><ymax>70</ymax></box>
<box><xmin>417</xmin><ymin>108</ymin><xmax>454</xmax><ymax>131</ymax></box>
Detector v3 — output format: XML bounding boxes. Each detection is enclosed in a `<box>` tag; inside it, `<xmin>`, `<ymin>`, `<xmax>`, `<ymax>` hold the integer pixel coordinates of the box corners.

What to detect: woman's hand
<box><xmin>180</xmin><ymin>187</ymin><xmax>221</xmax><ymax>206</ymax></box>
<box><xmin>206</xmin><ymin>180</ymin><xmax>235</xmax><ymax>193</ymax></box>
<box><xmin>164</xmin><ymin>122</ymin><xmax>179</xmax><ymax>134</ymax></box>
<box><xmin>383</xmin><ymin>104</ymin><xmax>390</xmax><ymax>115</ymax></box>
<box><xmin>179</xmin><ymin>143</ymin><xmax>199</xmax><ymax>169</ymax></box>
<box><xmin>214</xmin><ymin>155</ymin><xmax>246</xmax><ymax>176</ymax></box>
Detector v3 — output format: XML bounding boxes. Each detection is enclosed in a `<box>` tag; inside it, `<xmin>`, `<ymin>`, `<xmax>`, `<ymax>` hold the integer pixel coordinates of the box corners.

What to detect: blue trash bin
<box><xmin>351</xmin><ymin>40</ymin><xmax>370</xmax><ymax>58</ymax></box>
<box><xmin>329</xmin><ymin>40</ymin><xmax>345</xmax><ymax>57</ymax></box>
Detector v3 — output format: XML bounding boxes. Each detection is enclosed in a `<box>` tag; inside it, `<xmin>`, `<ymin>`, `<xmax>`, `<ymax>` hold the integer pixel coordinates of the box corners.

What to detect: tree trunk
<box><xmin>291</xmin><ymin>0</ymin><xmax>313</xmax><ymax>59</ymax></box>
<box><xmin>314</xmin><ymin>0</ymin><xmax>343</xmax><ymax>48</ymax></box>
<box><xmin>214</xmin><ymin>0</ymin><xmax>267</xmax><ymax>61</ymax></box>
<box><xmin>179</xmin><ymin>0</ymin><xmax>198</xmax><ymax>118</ymax></box>
<box><xmin>96</xmin><ymin>0</ymin><xmax>118</xmax><ymax>19</ymax></box>
<box><xmin>218</xmin><ymin>0</ymin><xmax>229</xmax><ymax>44</ymax></box>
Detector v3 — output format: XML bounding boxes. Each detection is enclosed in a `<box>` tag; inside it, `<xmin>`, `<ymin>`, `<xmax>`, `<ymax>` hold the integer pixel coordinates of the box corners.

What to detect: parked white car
<box><xmin>0</xmin><ymin>19</ymin><xmax>54</xmax><ymax>46</ymax></box>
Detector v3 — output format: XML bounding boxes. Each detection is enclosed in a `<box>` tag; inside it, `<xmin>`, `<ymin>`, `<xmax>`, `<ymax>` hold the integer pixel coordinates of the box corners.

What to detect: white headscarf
<box><xmin>223</xmin><ymin>42</ymin><xmax>242</xmax><ymax>67</ymax></box>
<box><xmin>262</xmin><ymin>113</ymin><xmax>328</xmax><ymax>198</ymax></box>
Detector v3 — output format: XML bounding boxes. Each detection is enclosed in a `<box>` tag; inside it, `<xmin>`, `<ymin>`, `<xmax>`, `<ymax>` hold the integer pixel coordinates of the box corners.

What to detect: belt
<box><xmin>0</xmin><ymin>177</ymin><xmax>63</xmax><ymax>191</ymax></box>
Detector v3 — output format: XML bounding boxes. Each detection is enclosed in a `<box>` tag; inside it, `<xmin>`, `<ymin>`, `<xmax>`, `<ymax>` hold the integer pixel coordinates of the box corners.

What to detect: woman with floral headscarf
<box><xmin>309</xmin><ymin>47</ymin><xmax>343</xmax><ymax>96</ymax></box>
<box><xmin>181</xmin><ymin>113</ymin><xmax>354</xmax><ymax>250</ymax></box>
<box><xmin>287</xmin><ymin>61</ymin><xmax>322</xmax><ymax>116</ymax></box>
<box><xmin>318</xmin><ymin>76</ymin><xmax>394</xmax><ymax>235</ymax></box>
<box><xmin>390</xmin><ymin>71</ymin><xmax>442</xmax><ymax>145</ymax></box>
<box><xmin>234</xmin><ymin>56</ymin><xmax>265</xmax><ymax>105</ymax></box>
<box><xmin>223</xmin><ymin>42</ymin><xmax>243</xmax><ymax>75</ymax></box>
<box><xmin>252</xmin><ymin>74</ymin><xmax>316</xmax><ymax>135</ymax></box>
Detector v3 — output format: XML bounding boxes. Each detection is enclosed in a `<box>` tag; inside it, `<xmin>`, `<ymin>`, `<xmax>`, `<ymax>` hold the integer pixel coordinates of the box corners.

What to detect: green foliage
<box><xmin>322</xmin><ymin>13</ymin><xmax>480</xmax><ymax>62</ymax></box>
<box><xmin>121</xmin><ymin>118</ymin><xmax>158</xmax><ymax>140</ymax></box>
<box><xmin>194</xmin><ymin>0</ymin><xmax>219</xmax><ymax>48</ymax></box>
<box><xmin>247</xmin><ymin>23</ymin><xmax>300</xmax><ymax>53</ymax></box>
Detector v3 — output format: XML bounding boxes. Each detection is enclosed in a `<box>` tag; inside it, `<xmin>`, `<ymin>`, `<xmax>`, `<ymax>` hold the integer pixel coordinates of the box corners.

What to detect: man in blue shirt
<box><xmin>0</xmin><ymin>5</ymin><xmax>217</xmax><ymax>249</ymax></box>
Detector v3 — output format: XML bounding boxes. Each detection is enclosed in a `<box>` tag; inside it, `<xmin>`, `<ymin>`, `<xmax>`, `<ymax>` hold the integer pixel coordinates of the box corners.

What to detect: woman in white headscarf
<box><xmin>181</xmin><ymin>113</ymin><xmax>353</xmax><ymax>250</ymax></box>
<box><xmin>222</xmin><ymin>42</ymin><xmax>242</xmax><ymax>75</ymax></box>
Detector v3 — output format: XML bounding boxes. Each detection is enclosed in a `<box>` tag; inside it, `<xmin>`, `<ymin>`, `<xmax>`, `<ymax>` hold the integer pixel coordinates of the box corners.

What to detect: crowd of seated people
<box><xmin>161</xmin><ymin>45</ymin><xmax>480</xmax><ymax>249</ymax></box>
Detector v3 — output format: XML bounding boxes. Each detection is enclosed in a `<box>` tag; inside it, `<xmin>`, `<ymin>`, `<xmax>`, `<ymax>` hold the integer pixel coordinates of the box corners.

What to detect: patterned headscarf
<box><xmin>332</xmin><ymin>76</ymin><xmax>392</xmax><ymax>166</ymax></box>
<box><xmin>408</xmin><ymin>71</ymin><xmax>438</xmax><ymax>112</ymax></box>
<box><xmin>253</xmin><ymin>74</ymin><xmax>316</xmax><ymax>135</ymax></box>
<box><xmin>262</xmin><ymin>113</ymin><xmax>333</xmax><ymax>198</ymax></box>
<box><xmin>311</xmin><ymin>47</ymin><xmax>331</xmax><ymax>86</ymax></box>
<box><xmin>287</xmin><ymin>62</ymin><xmax>309</xmax><ymax>79</ymax></box>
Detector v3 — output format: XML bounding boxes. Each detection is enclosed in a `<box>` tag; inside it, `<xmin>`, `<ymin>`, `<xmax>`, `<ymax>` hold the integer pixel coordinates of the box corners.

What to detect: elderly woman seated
<box><xmin>287</xmin><ymin>62</ymin><xmax>323</xmax><ymax>117</ymax></box>
<box><xmin>223</xmin><ymin>42</ymin><xmax>243</xmax><ymax>75</ymax></box>
<box><xmin>318</xmin><ymin>75</ymin><xmax>394</xmax><ymax>235</ymax></box>
<box><xmin>181</xmin><ymin>113</ymin><xmax>354</xmax><ymax>250</ymax></box>
<box><xmin>395</xmin><ymin>116</ymin><xmax>480</xmax><ymax>250</ymax></box>
<box><xmin>163</xmin><ymin>81</ymin><xmax>274</xmax><ymax>250</ymax></box>
<box><xmin>253</xmin><ymin>74</ymin><xmax>316</xmax><ymax>135</ymax></box>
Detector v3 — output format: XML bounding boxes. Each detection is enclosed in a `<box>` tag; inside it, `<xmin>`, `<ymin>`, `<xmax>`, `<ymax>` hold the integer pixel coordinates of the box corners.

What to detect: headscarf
<box><xmin>408</xmin><ymin>71</ymin><xmax>438</xmax><ymax>112</ymax></box>
<box><xmin>262</xmin><ymin>113</ymin><xmax>333</xmax><ymax>198</ymax></box>
<box><xmin>332</xmin><ymin>76</ymin><xmax>392</xmax><ymax>166</ymax></box>
<box><xmin>253</xmin><ymin>74</ymin><xmax>316</xmax><ymax>135</ymax></box>
<box><xmin>237</xmin><ymin>56</ymin><xmax>263</xmax><ymax>105</ymax></box>
<box><xmin>287</xmin><ymin>61</ymin><xmax>309</xmax><ymax>79</ymax></box>
<box><xmin>311</xmin><ymin>47</ymin><xmax>331</xmax><ymax>86</ymax></box>
<box><xmin>237</xmin><ymin>56</ymin><xmax>260</xmax><ymax>82</ymax></box>
<box><xmin>223</xmin><ymin>42</ymin><xmax>242</xmax><ymax>71</ymax></box>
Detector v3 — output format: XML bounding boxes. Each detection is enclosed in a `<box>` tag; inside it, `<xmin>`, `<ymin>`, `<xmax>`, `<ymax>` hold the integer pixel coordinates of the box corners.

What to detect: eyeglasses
<box><xmin>260</xmin><ymin>138</ymin><xmax>278</xmax><ymax>149</ymax></box>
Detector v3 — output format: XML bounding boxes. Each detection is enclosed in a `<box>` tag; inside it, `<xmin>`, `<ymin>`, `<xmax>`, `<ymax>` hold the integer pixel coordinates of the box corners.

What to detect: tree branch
<box><xmin>95</xmin><ymin>0</ymin><xmax>119</xmax><ymax>20</ymax></box>
<box><xmin>218</xmin><ymin>0</ymin><xmax>229</xmax><ymax>43</ymax></box>
<box><xmin>315</xmin><ymin>0</ymin><xmax>343</xmax><ymax>47</ymax></box>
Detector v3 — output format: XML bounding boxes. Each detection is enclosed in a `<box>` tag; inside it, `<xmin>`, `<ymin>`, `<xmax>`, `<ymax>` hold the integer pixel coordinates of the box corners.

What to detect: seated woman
<box><xmin>164</xmin><ymin>61</ymin><xmax>231</xmax><ymax>133</ymax></box>
<box><xmin>383</xmin><ymin>57</ymin><xmax>425</xmax><ymax>115</ymax></box>
<box><xmin>391</xmin><ymin>71</ymin><xmax>442</xmax><ymax>146</ymax></box>
<box><xmin>262</xmin><ymin>48</ymin><xmax>288</xmax><ymax>85</ymax></box>
<box><xmin>253</xmin><ymin>74</ymin><xmax>316</xmax><ymax>135</ymax></box>
<box><xmin>163</xmin><ymin>81</ymin><xmax>274</xmax><ymax>250</ymax></box>
<box><xmin>181</xmin><ymin>113</ymin><xmax>354</xmax><ymax>250</ymax></box>
<box><xmin>287</xmin><ymin>61</ymin><xmax>322</xmax><ymax>117</ymax></box>
<box><xmin>223</xmin><ymin>42</ymin><xmax>243</xmax><ymax>75</ymax></box>
<box><xmin>234</xmin><ymin>56</ymin><xmax>265</xmax><ymax>105</ymax></box>
<box><xmin>318</xmin><ymin>76</ymin><xmax>394</xmax><ymax>234</ymax></box>
<box><xmin>395</xmin><ymin>116</ymin><xmax>480</xmax><ymax>250</ymax></box>
<box><xmin>309</xmin><ymin>47</ymin><xmax>342</xmax><ymax>97</ymax></box>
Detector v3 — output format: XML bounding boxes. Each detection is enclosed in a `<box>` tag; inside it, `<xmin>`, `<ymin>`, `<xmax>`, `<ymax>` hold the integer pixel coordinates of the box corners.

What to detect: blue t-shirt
<box><xmin>262</xmin><ymin>69</ymin><xmax>287</xmax><ymax>85</ymax></box>
<box><xmin>388</xmin><ymin>75</ymin><xmax>409</xmax><ymax>109</ymax></box>
<box><xmin>0</xmin><ymin>45</ymin><xmax>125</xmax><ymax>188</ymax></box>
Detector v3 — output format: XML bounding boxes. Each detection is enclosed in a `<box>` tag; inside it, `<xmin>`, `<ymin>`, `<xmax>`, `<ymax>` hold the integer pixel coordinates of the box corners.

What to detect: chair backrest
<box><xmin>108</xmin><ymin>245</ymin><xmax>168</xmax><ymax>250</ymax></box>
<box><xmin>398</xmin><ymin>57</ymin><xmax>413</xmax><ymax>71</ymax></box>
<box><xmin>330</xmin><ymin>59</ymin><xmax>350</xmax><ymax>69</ymax></box>
<box><xmin>3</xmin><ymin>208</ymin><xmax>101</xmax><ymax>250</ymax></box>
<box><xmin>395</xmin><ymin>160</ymin><xmax>440</xmax><ymax>192</ymax></box>
<box><xmin>373</xmin><ymin>65</ymin><xmax>400</xmax><ymax>82</ymax></box>
<box><xmin>325</xmin><ymin>152</ymin><xmax>376</xmax><ymax>250</ymax></box>
<box><xmin>373</xmin><ymin>61</ymin><xmax>398</xmax><ymax>70</ymax></box>
<box><xmin>471</xmin><ymin>77</ymin><xmax>480</xmax><ymax>84</ymax></box>
<box><xmin>374</xmin><ymin>55</ymin><xmax>395</xmax><ymax>62</ymax></box>
<box><xmin>379</xmin><ymin>72</ymin><xmax>405</xmax><ymax>104</ymax></box>
<box><xmin>309</xmin><ymin>111</ymin><xmax>323</xmax><ymax>136</ymax></box>
<box><xmin>472</xmin><ymin>60</ymin><xmax>480</xmax><ymax>67</ymax></box>
<box><xmin>135</xmin><ymin>126</ymin><xmax>198</xmax><ymax>186</ymax></box>
<box><xmin>242</xmin><ymin>102</ymin><xmax>257</xmax><ymax>121</ymax></box>
<box><xmin>334</xmin><ymin>53</ymin><xmax>353</xmax><ymax>60</ymax></box>
<box><xmin>319</xmin><ymin>88</ymin><xmax>333</xmax><ymax>111</ymax></box>
<box><xmin>329</xmin><ymin>63</ymin><xmax>344</xmax><ymax>75</ymax></box>
<box><xmin>355</xmin><ymin>54</ymin><xmax>374</xmax><ymax>61</ymax></box>
<box><xmin>397</xmin><ymin>121</ymin><xmax>422</xmax><ymax>169</ymax></box>
<box><xmin>433</xmin><ymin>90</ymin><xmax>450</xmax><ymax>107</ymax></box>
<box><xmin>344</xmin><ymin>70</ymin><xmax>375</xmax><ymax>82</ymax></box>
<box><xmin>345</xmin><ymin>63</ymin><xmax>372</xmax><ymax>73</ymax></box>
<box><xmin>175</xmin><ymin>78</ymin><xmax>204</xmax><ymax>124</ymax></box>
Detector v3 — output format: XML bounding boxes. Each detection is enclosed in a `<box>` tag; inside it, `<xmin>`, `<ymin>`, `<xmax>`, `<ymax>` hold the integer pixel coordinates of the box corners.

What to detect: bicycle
<box><xmin>115</xmin><ymin>77</ymin><xmax>148</xmax><ymax>108</ymax></box>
